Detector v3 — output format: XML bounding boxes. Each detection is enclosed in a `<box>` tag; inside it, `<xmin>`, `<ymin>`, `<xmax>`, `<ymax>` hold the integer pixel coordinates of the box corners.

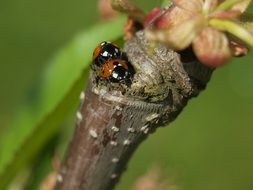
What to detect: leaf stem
<box><xmin>215</xmin><ymin>0</ymin><xmax>242</xmax><ymax>11</ymax></box>
<box><xmin>209</xmin><ymin>18</ymin><xmax>253</xmax><ymax>47</ymax></box>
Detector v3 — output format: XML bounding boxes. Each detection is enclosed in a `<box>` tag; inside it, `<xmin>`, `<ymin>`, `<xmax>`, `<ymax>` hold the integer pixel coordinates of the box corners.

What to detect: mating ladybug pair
<box><xmin>92</xmin><ymin>41</ymin><xmax>134</xmax><ymax>83</ymax></box>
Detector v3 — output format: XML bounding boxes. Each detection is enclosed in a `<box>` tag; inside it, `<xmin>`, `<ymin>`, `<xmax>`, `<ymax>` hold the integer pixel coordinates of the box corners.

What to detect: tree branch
<box><xmin>54</xmin><ymin>31</ymin><xmax>212</xmax><ymax>190</ymax></box>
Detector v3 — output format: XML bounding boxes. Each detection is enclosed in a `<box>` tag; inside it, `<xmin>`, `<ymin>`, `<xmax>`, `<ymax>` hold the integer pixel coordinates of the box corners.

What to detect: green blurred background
<box><xmin>1</xmin><ymin>0</ymin><xmax>253</xmax><ymax>189</ymax></box>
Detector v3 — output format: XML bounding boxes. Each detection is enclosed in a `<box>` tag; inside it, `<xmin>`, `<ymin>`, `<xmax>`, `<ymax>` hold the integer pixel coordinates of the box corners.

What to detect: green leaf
<box><xmin>0</xmin><ymin>17</ymin><xmax>125</xmax><ymax>189</ymax></box>
<box><xmin>209</xmin><ymin>18</ymin><xmax>253</xmax><ymax>46</ymax></box>
<box><xmin>0</xmin><ymin>71</ymin><xmax>86</xmax><ymax>189</ymax></box>
<box><xmin>161</xmin><ymin>0</ymin><xmax>171</xmax><ymax>8</ymax></box>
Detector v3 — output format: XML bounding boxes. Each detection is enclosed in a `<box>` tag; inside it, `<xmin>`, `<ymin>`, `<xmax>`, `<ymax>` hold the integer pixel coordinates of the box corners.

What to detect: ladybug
<box><xmin>92</xmin><ymin>41</ymin><xmax>121</xmax><ymax>66</ymax></box>
<box><xmin>98</xmin><ymin>59</ymin><xmax>133</xmax><ymax>82</ymax></box>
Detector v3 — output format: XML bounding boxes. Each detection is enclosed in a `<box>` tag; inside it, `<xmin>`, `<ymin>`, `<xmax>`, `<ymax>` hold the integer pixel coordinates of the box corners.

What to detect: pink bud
<box><xmin>193</xmin><ymin>27</ymin><xmax>232</xmax><ymax>68</ymax></box>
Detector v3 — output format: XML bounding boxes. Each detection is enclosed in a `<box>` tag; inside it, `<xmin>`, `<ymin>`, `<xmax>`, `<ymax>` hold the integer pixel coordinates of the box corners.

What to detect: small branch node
<box><xmin>111</xmin><ymin>126</ymin><xmax>120</xmax><ymax>132</ymax></box>
<box><xmin>144</xmin><ymin>128</ymin><xmax>149</xmax><ymax>134</ymax></box>
<box><xmin>110</xmin><ymin>141</ymin><xmax>118</xmax><ymax>146</ymax></box>
<box><xmin>111</xmin><ymin>173</ymin><xmax>118</xmax><ymax>179</ymax></box>
<box><xmin>76</xmin><ymin>111</ymin><xmax>83</xmax><ymax>122</ymax></box>
<box><xmin>57</xmin><ymin>174</ymin><xmax>63</xmax><ymax>183</ymax></box>
<box><xmin>111</xmin><ymin>158</ymin><xmax>119</xmax><ymax>163</ymax></box>
<box><xmin>115</xmin><ymin>105</ymin><xmax>122</xmax><ymax>111</ymax></box>
<box><xmin>80</xmin><ymin>91</ymin><xmax>85</xmax><ymax>101</ymax></box>
<box><xmin>140</xmin><ymin>125</ymin><xmax>148</xmax><ymax>132</ymax></box>
<box><xmin>127</xmin><ymin>127</ymin><xmax>135</xmax><ymax>133</ymax></box>
<box><xmin>123</xmin><ymin>139</ymin><xmax>131</xmax><ymax>146</ymax></box>
<box><xmin>89</xmin><ymin>129</ymin><xmax>98</xmax><ymax>139</ymax></box>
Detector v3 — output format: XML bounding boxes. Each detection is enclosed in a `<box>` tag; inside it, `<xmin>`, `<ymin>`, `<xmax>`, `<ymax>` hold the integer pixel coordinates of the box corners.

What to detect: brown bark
<box><xmin>54</xmin><ymin>31</ymin><xmax>212</xmax><ymax>190</ymax></box>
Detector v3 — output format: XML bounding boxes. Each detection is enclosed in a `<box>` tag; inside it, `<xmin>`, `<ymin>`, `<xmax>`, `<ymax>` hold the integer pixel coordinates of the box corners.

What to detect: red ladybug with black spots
<box><xmin>92</xmin><ymin>41</ymin><xmax>121</xmax><ymax>66</ymax></box>
<box><xmin>92</xmin><ymin>41</ymin><xmax>134</xmax><ymax>83</ymax></box>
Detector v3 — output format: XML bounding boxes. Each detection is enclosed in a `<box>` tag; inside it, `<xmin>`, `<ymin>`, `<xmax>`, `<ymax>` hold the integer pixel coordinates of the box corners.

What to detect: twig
<box><xmin>54</xmin><ymin>30</ymin><xmax>212</xmax><ymax>190</ymax></box>
<box><xmin>110</xmin><ymin>0</ymin><xmax>146</xmax><ymax>23</ymax></box>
